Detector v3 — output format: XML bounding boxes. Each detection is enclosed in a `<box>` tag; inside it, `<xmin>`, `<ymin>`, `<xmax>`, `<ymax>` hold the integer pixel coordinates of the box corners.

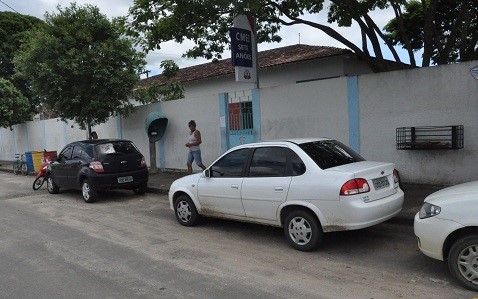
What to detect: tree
<box><xmin>0</xmin><ymin>78</ymin><xmax>31</xmax><ymax>129</ymax></box>
<box><xmin>133</xmin><ymin>60</ymin><xmax>185</xmax><ymax>103</ymax></box>
<box><xmin>14</xmin><ymin>3</ymin><xmax>148</xmax><ymax>132</ymax></box>
<box><xmin>384</xmin><ymin>0</ymin><xmax>478</xmax><ymax>65</ymax></box>
<box><xmin>124</xmin><ymin>0</ymin><xmax>475</xmax><ymax>72</ymax></box>
<box><xmin>123</xmin><ymin>0</ymin><xmax>399</xmax><ymax>72</ymax></box>
<box><xmin>0</xmin><ymin>12</ymin><xmax>46</xmax><ymax>113</ymax></box>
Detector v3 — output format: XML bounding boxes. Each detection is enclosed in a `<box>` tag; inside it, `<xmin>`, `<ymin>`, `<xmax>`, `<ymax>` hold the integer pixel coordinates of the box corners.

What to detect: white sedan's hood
<box><xmin>170</xmin><ymin>173</ymin><xmax>202</xmax><ymax>191</ymax></box>
<box><xmin>424</xmin><ymin>181</ymin><xmax>478</xmax><ymax>226</ymax></box>
<box><xmin>425</xmin><ymin>180</ymin><xmax>478</xmax><ymax>206</ymax></box>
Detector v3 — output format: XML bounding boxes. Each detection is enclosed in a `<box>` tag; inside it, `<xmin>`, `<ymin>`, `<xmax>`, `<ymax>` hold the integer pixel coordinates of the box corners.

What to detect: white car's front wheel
<box><xmin>284</xmin><ymin>210</ymin><xmax>323</xmax><ymax>252</ymax></box>
<box><xmin>448</xmin><ymin>235</ymin><xmax>478</xmax><ymax>292</ymax></box>
<box><xmin>174</xmin><ymin>195</ymin><xmax>199</xmax><ymax>227</ymax></box>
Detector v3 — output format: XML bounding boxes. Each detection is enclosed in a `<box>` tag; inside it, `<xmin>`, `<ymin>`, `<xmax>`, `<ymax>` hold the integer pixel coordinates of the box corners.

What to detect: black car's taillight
<box><xmin>89</xmin><ymin>161</ymin><xmax>104</xmax><ymax>173</ymax></box>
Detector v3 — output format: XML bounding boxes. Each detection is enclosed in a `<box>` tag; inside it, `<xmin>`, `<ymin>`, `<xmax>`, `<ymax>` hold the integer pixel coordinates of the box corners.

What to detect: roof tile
<box><xmin>139</xmin><ymin>44</ymin><xmax>351</xmax><ymax>86</ymax></box>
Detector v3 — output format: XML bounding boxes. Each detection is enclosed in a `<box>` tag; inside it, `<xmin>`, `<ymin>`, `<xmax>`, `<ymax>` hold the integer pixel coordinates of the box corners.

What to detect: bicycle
<box><xmin>13</xmin><ymin>153</ymin><xmax>29</xmax><ymax>176</ymax></box>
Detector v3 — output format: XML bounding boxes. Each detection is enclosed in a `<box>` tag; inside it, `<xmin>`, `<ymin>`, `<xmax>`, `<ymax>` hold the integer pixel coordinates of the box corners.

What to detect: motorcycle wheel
<box><xmin>32</xmin><ymin>177</ymin><xmax>45</xmax><ymax>190</ymax></box>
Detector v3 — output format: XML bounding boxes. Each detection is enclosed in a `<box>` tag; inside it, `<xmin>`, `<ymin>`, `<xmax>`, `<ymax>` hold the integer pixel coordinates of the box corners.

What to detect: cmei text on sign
<box><xmin>230</xmin><ymin>27</ymin><xmax>253</xmax><ymax>67</ymax></box>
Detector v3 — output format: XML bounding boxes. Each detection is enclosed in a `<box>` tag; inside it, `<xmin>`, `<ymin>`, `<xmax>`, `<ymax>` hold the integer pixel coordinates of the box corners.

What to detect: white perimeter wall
<box><xmin>260</xmin><ymin>78</ymin><xmax>349</xmax><ymax>141</ymax></box>
<box><xmin>1</xmin><ymin>60</ymin><xmax>477</xmax><ymax>185</ymax></box>
<box><xmin>160</xmin><ymin>94</ymin><xmax>222</xmax><ymax>170</ymax></box>
<box><xmin>359</xmin><ymin>61</ymin><xmax>478</xmax><ymax>184</ymax></box>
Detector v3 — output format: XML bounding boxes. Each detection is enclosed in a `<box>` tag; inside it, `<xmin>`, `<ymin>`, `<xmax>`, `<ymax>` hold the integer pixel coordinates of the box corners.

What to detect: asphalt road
<box><xmin>0</xmin><ymin>172</ymin><xmax>475</xmax><ymax>298</ymax></box>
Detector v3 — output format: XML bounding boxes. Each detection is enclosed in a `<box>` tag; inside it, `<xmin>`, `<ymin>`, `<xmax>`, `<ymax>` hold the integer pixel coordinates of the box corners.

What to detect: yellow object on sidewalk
<box><xmin>32</xmin><ymin>151</ymin><xmax>43</xmax><ymax>173</ymax></box>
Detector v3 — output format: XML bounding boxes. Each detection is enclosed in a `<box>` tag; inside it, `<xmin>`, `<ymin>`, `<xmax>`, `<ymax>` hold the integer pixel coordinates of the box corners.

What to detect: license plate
<box><xmin>372</xmin><ymin>176</ymin><xmax>390</xmax><ymax>190</ymax></box>
<box><xmin>118</xmin><ymin>176</ymin><xmax>133</xmax><ymax>183</ymax></box>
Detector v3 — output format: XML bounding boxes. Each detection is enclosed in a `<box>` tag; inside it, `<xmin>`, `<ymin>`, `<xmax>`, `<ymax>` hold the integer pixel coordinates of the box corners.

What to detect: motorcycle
<box><xmin>32</xmin><ymin>155</ymin><xmax>52</xmax><ymax>190</ymax></box>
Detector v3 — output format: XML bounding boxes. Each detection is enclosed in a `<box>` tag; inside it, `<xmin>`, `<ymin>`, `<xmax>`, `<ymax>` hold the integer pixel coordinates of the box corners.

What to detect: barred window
<box><xmin>229</xmin><ymin>101</ymin><xmax>253</xmax><ymax>131</ymax></box>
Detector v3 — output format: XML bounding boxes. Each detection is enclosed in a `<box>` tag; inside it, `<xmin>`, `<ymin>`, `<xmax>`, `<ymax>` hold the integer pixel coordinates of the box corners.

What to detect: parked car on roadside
<box><xmin>414</xmin><ymin>181</ymin><xmax>478</xmax><ymax>291</ymax></box>
<box><xmin>169</xmin><ymin>138</ymin><xmax>404</xmax><ymax>251</ymax></box>
<box><xmin>46</xmin><ymin>139</ymin><xmax>148</xmax><ymax>203</ymax></box>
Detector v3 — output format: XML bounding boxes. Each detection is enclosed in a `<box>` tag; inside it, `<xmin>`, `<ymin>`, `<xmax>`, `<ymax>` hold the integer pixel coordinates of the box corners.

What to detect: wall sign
<box><xmin>230</xmin><ymin>27</ymin><xmax>253</xmax><ymax>68</ymax></box>
<box><xmin>230</xmin><ymin>15</ymin><xmax>257</xmax><ymax>84</ymax></box>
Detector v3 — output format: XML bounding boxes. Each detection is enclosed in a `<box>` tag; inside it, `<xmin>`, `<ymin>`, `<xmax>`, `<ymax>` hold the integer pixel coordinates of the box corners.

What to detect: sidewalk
<box><xmin>0</xmin><ymin>160</ymin><xmax>441</xmax><ymax>225</ymax></box>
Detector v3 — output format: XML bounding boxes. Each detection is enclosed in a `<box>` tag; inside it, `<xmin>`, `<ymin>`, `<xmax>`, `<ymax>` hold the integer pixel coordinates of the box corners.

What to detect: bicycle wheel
<box><xmin>32</xmin><ymin>177</ymin><xmax>45</xmax><ymax>190</ymax></box>
<box><xmin>13</xmin><ymin>162</ymin><xmax>19</xmax><ymax>175</ymax></box>
<box><xmin>21</xmin><ymin>162</ymin><xmax>29</xmax><ymax>176</ymax></box>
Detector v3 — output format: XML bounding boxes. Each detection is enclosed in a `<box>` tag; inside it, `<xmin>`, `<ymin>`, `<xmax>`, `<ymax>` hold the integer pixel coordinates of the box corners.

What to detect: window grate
<box><xmin>229</xmin><ymin>101</ymin><xmax>253</xmax><ymax>131</ymax></box>
<box><xmin>396</xmin><ymin>125</ymin><xmax>464</xmax><ymax>150</ymax></box>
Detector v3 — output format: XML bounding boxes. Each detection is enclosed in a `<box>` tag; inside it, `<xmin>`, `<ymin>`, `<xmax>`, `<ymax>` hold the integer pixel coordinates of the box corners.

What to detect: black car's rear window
<box><xmin>299</xmin><ymin>140</ymin><xmax>365</xmax><ymax>169</ymax></box>
<box><xmin>94</xmin><ymin>141</ymin><xmax>141</xmax><ymax>159</ymax></box>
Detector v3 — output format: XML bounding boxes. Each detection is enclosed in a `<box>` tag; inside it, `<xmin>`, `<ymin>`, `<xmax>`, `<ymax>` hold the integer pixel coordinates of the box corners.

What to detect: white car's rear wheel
<box><xmin>284</xmin><ymin>210</ymin><xmax>323</xmax><ymax>251</ymax></box>
<box><xmin>448</xmin><ymin>235</ymin><xmax>478</xmax><ymax>291</ymax></box>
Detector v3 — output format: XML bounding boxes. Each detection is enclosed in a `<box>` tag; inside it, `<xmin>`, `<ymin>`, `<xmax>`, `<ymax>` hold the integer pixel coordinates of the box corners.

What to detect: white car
<box><xmin>414</xmin><ymin>181</ymin><xmax>478</xmax><ymax>291</ymax></box>
<box><xmin>169</xmin><ymin>138</ymin><xmax>404</xmax><ymax>251</ymax></box>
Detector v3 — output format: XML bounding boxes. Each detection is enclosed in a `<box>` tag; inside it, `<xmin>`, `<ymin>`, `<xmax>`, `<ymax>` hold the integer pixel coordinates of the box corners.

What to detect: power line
<box><xmin>0</xmin><ymin>0</ymin><xmax>19</xmax><ymax>13</ymax></box>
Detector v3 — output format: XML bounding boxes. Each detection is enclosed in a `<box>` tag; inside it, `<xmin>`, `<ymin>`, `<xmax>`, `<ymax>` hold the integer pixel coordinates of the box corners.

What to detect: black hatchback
<box><xmin>46</xmin><ymin>139</ymin><xmax>149</xmax><ymax>203</ymax></box>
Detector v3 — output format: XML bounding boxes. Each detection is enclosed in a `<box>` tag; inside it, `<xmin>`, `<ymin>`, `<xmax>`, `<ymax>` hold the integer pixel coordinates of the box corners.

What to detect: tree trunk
<box><xmin>421</xmin><ymin>0</ymin><xmax>438</xmax><ymax>66</ymax></box>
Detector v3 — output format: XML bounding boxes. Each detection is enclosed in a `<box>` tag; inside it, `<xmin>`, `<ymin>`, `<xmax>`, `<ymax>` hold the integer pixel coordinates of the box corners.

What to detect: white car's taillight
<box><xmin>393</xmin><ymin>169</ymin><xmax>400</xmax><ymax>184</ymax></box>
<box><xmin>89</xmin><ymin>161</ymin><xmax>104</xmax><ymax>173</ymax></box>
<box><xmin>340</xmin><ymin>178</ymin><xmax>370</xmax><ymax>195</ymax></box>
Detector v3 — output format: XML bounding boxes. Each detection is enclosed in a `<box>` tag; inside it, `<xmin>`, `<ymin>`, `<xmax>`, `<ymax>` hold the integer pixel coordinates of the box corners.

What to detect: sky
<box><xmin>1</xmin><ymin>0</ymin><xmax>421</xmax><ymax>77</ymax></box>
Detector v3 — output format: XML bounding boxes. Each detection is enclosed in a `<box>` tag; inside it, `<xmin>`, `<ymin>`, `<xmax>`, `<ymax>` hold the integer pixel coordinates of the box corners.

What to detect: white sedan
<box><xmin>169</xmin><ymin>138</ymin><xmax>404</xmax><ymax>251</ymax></box>
<box><xmin>414</xmin><ymin>181</ymin><xmax>478</xmax><ymax>291</ymax></box>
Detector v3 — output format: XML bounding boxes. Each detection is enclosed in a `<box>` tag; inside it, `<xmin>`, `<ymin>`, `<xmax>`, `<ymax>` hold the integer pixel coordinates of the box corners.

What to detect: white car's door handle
<box><xmin>274</xmin><ymin>187</ymin><xmax>284</xmax><ymax>192</ymax></box>
<box><xmin>231</xmin><ymin>184</ymin><xmax>239</xmax><ymax>189</ymax></box>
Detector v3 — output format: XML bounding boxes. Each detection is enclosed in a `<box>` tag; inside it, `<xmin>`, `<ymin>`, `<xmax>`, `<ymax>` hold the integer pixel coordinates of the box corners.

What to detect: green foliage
<box><xmin>124</xmin><ymin>0</ymin><xmax>405</xmax><ymax>72</ymax></box>
<box><xmin>384</xmin><ymin>0</ymin><xmax>478</xmax><ymax>64</ymax></box>
<box><xmin>124</xmin><ymin>0</ymin><xmax>476</xmax><ymax>71</ymax></box>
<box><xmin>124</xmin><ymin>0</ymin><xmax>290</xmax><ymax>60</ymax></box>
<box><xmin>0</xmin><ymin>78</ymin><xmax>31</xmax><ymax>128</ymax></box>
<box><xmin>0</xmin><ymin>12</ymin><xmax>46</xmax><ymax>114</ymax></box>
<box><xmin>0</xmin><ymin>12</ymin><xmax>45</xmax><ymax>79</ymax></box>
<box><xmin>133</xmin><ymin>60</ymin><xmax>184</xmax><ymax>103</ymax></box>
<box><xmin>14</xmin><ymin>3</ymin><xmax>147</xmax><ymax>130</ymax></box>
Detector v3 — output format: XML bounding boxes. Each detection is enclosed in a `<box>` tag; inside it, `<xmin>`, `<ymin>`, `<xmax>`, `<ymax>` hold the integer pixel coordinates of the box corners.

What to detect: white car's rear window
<box><xmin>299</xmin><ymin>140</ymin><xmax>365</xmax><ymax>169</ymax></box>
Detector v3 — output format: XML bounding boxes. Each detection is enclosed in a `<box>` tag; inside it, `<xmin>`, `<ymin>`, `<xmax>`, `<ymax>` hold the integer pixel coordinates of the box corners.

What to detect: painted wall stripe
<box><xmin>219</xmin><ymin>93</ymin><xmax>229</xmax><ymax>153</ymax></box>
<box><xmin>347</xmin><ymin>76</ymin><xmax>360</xmax><ymax>153</ymax></box>
<box><xmin>116</xmin><ymin>114</ymin><xmax>123</xmax><ymax>139</ymax></box>
<box><xmin>252</xmin><ymin>88</ymin><xmax>261</xmax><ymax>142</ymax></box>
<box><xmin>157</xmin><ymin>102</ymin><xmax>166</xmax><ymax>169</ymax></box>
<box><xmin>13</xmin><ymin>126</ymin><xmax>17</xmax><ymax>158</ymax></box>
<box><xmin>42</xmin><ymin>120</ymin><xmax>47</xmax><ymax>150</ymax></box>
<box><xmin>63</xmin><ymin>122</ymin><xmax>68</xmax><ymax>146</ymax></box>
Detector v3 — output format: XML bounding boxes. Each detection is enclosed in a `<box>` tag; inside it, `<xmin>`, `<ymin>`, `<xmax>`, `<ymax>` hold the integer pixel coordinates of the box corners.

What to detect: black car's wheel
<box><xmin>448</xmin><ymin>235</ymin><xmax>478</xmax><ymax>291</ymax></box>
<box><xmin>32</xmin><ymin>177</ymin><xmax>45</xmax><ymax>190</ymax></box>
<box><xmin>174</xmin><ymin>195</ymin><xmax>199</xmax><ymax>227</ymax></box>
<box><xmin>284</xmin><ymin>210</ymin><xmax>323</xmax><ymax>252</ymax></box>
<box><xmin>132</xmin><ymin>183</ymin><xmax>147</xmax><ymax>195</ymax></box>
<box><xmin>81</xmin><ymin>179</ymin><xmax>97</xmax><ymax>203</ymax></box>
<box><xmin>46</xmin><ymin>175</ymin><xmax>59</xmax><ymax>194</ymax></box>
